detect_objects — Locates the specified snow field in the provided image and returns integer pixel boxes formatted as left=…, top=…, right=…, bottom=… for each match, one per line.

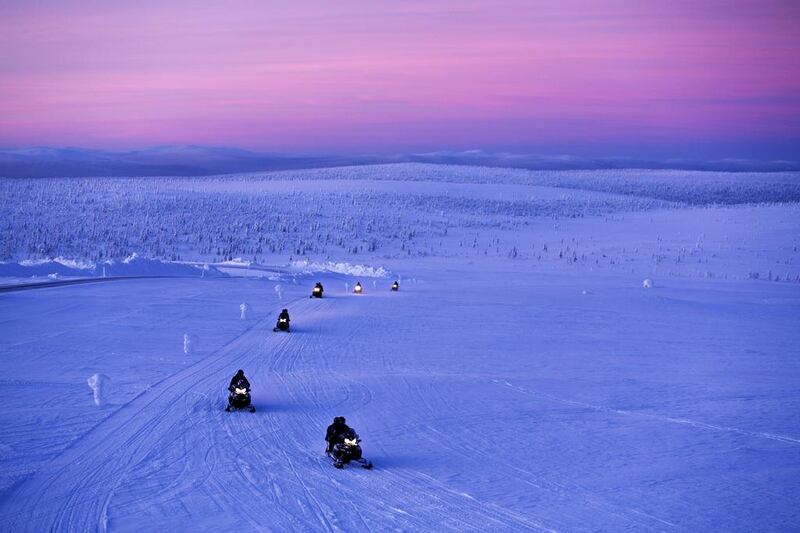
left=0, top=263, right=799, bottom=531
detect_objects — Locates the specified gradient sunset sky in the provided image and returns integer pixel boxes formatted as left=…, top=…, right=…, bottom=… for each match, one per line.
left=1, top=0, right=798, bottom=159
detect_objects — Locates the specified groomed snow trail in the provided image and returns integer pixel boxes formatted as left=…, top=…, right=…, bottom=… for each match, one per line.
left=0, top=286, right=547, bottom=532
left=0, top=291, right=300, bottom=531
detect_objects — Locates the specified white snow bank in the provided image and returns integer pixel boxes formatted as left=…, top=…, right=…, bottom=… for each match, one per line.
left=0, top=254, right=227, bottom=279
left=290, top=260, right=390, bottom=278
left=20, top=257, right=95, bottom=270
left=2, top=258, right=93, bottom=278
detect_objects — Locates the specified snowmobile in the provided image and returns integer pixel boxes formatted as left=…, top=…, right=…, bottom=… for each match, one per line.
left=353, top=282, right=363, bottom=295
left=226, top=385, right=255, bottom=412
left=391, top=281, right=399, bottom=292
left=311, top=283, right=324, bottom=298
left=327, top=429, right=373, bottom=469
left=273, top=316, right=290, bottom=332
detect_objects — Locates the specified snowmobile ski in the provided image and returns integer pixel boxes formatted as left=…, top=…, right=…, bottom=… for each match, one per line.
left=226, top=405, right=256, bottom=413
left=326, top=451, right=372, bottom=470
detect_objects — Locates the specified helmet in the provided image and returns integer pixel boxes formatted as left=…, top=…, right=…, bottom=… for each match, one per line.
left=236, top=369, right=244, bottom=376
left=334, top=416, right=345, bottom=425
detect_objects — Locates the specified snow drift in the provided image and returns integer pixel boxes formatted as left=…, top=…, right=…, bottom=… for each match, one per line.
left=0, top=254, right=227, bottom=280
left=290, top=260, right=390, bottom=278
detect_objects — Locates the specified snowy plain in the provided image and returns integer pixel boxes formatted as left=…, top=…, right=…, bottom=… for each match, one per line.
left=0, top=163, right=799, bottom=531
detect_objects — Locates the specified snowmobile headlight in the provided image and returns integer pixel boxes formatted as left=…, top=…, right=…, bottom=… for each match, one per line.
left=279, top=318, right=287, bottom=323
left=344, top=437, right=358, bottom=446
left=235, top=387, right=247, bottom=395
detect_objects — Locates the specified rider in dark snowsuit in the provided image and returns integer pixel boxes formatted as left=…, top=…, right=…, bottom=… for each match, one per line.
left=325, top=416, right=350, bottom=453
left=226, top=369, right=255, bottom=411
left=228, top=369, right=250, bottom=392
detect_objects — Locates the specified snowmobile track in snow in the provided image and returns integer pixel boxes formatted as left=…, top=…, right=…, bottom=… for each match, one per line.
left=0, top=292, right=309, bottom=531
left=0, top=290, right=547, bottom=532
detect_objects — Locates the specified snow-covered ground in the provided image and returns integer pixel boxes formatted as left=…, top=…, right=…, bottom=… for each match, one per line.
left=1, top=164, right=799, bottom=531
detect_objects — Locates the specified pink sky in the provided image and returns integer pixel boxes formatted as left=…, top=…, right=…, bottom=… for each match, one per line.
left=1, top=0, right=798, bottom=157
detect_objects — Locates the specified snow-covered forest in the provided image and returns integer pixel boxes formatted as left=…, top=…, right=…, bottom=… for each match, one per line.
left=2, top=164, right=799, bottom=283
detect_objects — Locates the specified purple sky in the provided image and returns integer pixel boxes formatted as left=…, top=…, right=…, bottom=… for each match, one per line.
left=1, top=0, right=798, bottom=158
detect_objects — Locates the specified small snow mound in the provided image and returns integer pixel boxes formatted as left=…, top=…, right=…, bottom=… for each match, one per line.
left=20, top=257, right=96, bottom=270
left=220, top=258, right=252, bottom=266
left=87, top=373, right=111, bottom=406
left=291, top=260, right=390, bottom=278
left=122, top=252, right=139, bottom=264
left=643, top=278, right=654, bottom=289
left=183, top=334, right=190, bottom=354
left=183, top=333, right=199, bottom=354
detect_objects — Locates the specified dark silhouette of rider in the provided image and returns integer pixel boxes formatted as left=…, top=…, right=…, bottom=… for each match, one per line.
left=325, top=416, right=350, bottom=453
left=228, top=369, right=250, bottom=392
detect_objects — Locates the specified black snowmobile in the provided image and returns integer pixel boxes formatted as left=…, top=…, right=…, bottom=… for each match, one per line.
left=391, top=281, right=399, bottom=292
left=226, top=371, right=255, bottom=412
left=328, top=428, right=373, bottom=469
left=273, top=308, right=291, bottom=332
left=311, top=282, right=324, bottom=298
left=353, top=282, right=363, bottom=295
